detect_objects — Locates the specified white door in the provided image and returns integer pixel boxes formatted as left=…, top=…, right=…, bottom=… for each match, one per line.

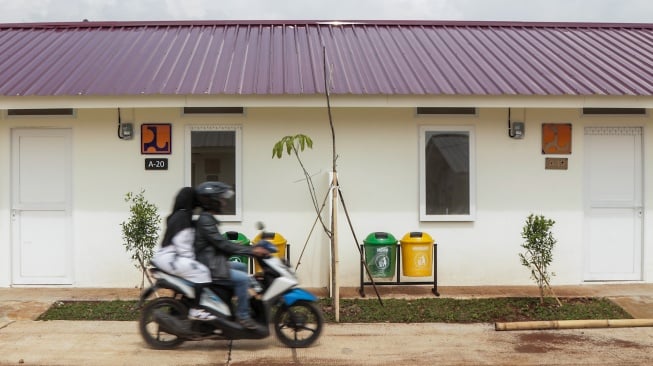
left=584, top=127, right=642, bottom=281
left=11, top=129, right=73, bottom=285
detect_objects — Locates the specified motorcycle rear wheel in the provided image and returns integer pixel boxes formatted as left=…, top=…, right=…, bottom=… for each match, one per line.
left=273, top=300, right=323, bottom=348
left=139, top=297, right=187, bottom=349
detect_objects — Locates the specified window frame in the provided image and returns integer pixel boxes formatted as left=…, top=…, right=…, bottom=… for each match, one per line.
left=419, top=125, right=476, bottom=222
left=416, top=107, right=477, bottom=116
left=6, top=108, right=75, bottom=117
left=185, top=124, right=242, bottom=222
left=582, top=107, right=646, bottom=116
left=183, top=107, right=245, bottom=115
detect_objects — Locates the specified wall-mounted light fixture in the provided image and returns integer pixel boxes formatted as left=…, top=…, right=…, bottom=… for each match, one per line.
left=117, top=108, right=133, bottom=140
left=507, top=108, right=524, bottom=139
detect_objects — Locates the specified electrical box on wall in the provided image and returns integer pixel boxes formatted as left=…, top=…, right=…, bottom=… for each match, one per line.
left=545, top=157, right=568, bottom=170
left=120, top=123, right=133, bottom=139
left=510, top=122, right=525, bottom=139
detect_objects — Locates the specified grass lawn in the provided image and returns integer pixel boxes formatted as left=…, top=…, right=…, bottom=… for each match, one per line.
left=37, top=296, right=631, bottom=323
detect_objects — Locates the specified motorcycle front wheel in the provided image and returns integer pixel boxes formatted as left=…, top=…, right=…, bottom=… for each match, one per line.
left=273, top=300, right=324, bottom=348
left=139, top=297, right=187, bottom=349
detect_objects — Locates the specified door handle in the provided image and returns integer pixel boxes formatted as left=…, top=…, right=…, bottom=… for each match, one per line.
left=11, top=209, right=19, bottom=221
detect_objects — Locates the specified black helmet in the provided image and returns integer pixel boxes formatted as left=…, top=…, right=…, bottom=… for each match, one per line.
left=195, top=181, right=234, bottom=213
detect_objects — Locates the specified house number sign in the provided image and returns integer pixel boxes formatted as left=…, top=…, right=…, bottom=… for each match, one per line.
left=145, top=158, right=168, bottom=170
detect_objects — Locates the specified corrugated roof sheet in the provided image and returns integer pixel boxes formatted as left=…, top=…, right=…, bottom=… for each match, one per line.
left=0, top=20, right=651, bottom=97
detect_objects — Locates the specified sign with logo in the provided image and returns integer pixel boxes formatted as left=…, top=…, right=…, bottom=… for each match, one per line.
left=542, top=123, right=571, bottom=154
left=141, top=123, right=172, bottom=154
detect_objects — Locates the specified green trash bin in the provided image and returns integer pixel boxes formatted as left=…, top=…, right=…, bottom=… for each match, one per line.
left=225, top=231, right=250, bottom=266
left=363, top=232, right=397, bottom=279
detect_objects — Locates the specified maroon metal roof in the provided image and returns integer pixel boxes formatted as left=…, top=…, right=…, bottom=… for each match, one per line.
left=0, top=20, right=651, bottom=97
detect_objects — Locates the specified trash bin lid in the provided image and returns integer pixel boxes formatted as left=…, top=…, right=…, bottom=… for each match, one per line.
left=225, top=231, right=250, bottom=245
left=364, top=232, right=397, bottom=245
left=400, top=231, right=434, bottom=244
left=253, top=231, right=287, bottom=245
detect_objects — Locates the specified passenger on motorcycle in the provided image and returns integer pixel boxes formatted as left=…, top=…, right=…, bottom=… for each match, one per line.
left=151, top=187, right=216, bottom=321
left=193, top=181, right=270, bottom=330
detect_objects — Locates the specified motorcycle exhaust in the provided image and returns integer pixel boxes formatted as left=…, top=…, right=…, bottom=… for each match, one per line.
left=207, top=316, right=269, bottom=339
left=152, top=309, right=196, bottom=338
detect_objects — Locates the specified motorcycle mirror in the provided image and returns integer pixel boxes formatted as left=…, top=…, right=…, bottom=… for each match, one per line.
left=255, top=221, right=265, bottom=231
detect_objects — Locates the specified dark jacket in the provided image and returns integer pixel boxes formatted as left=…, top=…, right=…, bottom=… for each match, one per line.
left=194, top=211, right=255, bottom=280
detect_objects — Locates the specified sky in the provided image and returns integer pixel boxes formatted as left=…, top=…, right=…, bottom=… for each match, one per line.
left=0, top=0, right=652, bottom=24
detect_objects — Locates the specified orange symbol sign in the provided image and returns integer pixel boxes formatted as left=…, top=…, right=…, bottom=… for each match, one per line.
left=542, top=123, right=571, bottom=154
left=141, top=124, right=172, bottom=154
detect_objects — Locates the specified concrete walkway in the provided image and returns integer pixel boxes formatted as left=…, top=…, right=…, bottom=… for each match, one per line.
left=0, top=284, right=652, bottom=365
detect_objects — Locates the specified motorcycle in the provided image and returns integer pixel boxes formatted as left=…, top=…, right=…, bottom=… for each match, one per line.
left=138, top=233, right=324, bottom=349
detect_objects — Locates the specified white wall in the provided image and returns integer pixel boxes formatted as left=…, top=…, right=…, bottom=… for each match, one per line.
left=0, top=105, right=651, bottom=288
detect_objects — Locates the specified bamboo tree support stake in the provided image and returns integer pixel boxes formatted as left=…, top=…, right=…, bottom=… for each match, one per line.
left=542, top=273, right=562, bottom=307
left=531, top=259, right=562, bottom=307
left=331, top=175, right=340, bottom=322
left=338, top=188, right=384, bottom=306
left=293, top=188, right=332, bottom=271
left=138, top=257, right=155, bottom=289
left=145, top=268, right=160, bottom=298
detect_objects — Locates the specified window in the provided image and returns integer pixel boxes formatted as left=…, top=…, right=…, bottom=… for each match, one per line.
left=419, top=126, right=475, bottom=221
left=186, top=125, right=242, bottom=220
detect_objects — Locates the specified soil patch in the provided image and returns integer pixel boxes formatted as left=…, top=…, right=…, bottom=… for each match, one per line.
left=515, top=332, right=647, bottom=354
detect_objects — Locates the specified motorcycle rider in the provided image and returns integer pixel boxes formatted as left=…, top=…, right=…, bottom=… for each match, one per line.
left=151, top=187, right=216, bottom=321
left=193, top=181, right=270, bottom=330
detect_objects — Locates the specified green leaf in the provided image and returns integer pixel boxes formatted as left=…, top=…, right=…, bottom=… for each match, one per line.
left=272, top=141, right=284, bottom=158
left=271, top=134, right=314, bottom=159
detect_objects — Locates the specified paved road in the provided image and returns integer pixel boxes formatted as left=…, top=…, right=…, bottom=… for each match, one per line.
left=1, top=320, right=652, bottom=365
left=1, top=285, right=653, bottom=365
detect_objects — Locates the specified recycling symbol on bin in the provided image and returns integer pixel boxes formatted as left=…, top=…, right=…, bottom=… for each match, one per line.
left=373, top=253, right=390, bottom=270
left=414, top=254, right=426, bottom=268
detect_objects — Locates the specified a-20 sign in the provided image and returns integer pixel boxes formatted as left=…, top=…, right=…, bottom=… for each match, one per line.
left=145, top=158, right=168, bottom=170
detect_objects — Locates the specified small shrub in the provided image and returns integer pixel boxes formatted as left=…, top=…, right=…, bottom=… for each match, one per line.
left=120, top=190, right=160, bottom=289
left=519, top=214, right=560, bottom=305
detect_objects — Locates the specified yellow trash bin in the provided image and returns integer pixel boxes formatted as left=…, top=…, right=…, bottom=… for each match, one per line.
left=400, top=232, right=434, bottom=277
left=252, top=231, right=287, bottom=273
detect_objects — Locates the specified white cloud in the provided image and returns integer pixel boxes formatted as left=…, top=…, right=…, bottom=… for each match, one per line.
left=0, top=0, right=651, bottom=23
left=447, top=0, right=653, bottom=22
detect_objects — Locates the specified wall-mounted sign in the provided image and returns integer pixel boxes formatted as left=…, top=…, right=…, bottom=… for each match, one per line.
left=542, top=123, right=572, bottom=154
left=141, top=123, right=172, bottom=154
left=545, top=157, right=568, bottom=170
left=145, top=158, right=168, bottom=170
